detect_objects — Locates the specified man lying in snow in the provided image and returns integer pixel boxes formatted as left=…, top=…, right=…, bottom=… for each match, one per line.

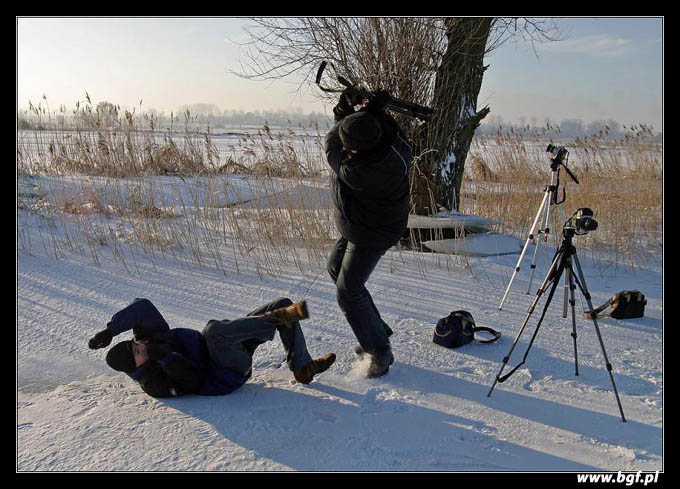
left=87, top=297, right=336, bottom=398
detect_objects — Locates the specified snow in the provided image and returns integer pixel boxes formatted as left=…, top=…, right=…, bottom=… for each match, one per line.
left=408, top=212, right=499, bottom=230
left=422, top=233, right=522, bottom=257
left=17, top=174, right=663, bottom=472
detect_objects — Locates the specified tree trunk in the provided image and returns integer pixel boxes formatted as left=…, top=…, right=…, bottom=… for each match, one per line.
left=410, top=18, right=492, bottom=214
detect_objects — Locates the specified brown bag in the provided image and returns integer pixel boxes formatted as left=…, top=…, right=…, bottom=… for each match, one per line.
left=584, top=290, right=647, bottom=320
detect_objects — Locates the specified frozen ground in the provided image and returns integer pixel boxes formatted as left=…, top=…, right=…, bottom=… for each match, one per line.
left=17, top=176, right=663, bottom=472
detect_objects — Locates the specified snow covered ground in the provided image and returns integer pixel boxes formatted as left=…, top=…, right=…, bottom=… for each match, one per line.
left=17, top=175, right=663, bottom=473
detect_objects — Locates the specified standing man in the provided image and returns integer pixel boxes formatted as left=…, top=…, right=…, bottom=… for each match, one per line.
left=88, top=297, right=336, bottom=398
left=325, top=89, right=413, bottom=378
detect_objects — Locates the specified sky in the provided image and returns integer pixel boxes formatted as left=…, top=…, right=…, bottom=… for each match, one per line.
left=16, top=17, right=663, bottom=130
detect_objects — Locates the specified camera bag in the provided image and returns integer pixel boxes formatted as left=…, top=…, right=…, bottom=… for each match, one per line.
left=433, top=310, right=501, bottom=349
left=584, top=290, right=647, bottom=320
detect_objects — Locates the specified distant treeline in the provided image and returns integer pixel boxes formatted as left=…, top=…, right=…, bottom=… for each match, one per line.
left=173, top=104, right=335, bottom=131
left=477, top=115, right=662, bottom=142
left=17, top=101, right=335, bottom=133
left=17, top=101, right=661, bottom=142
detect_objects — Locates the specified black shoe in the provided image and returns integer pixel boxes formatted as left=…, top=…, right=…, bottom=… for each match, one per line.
left=354, top=325, right=393, bottom=356
left=366, top=349, right=394, bottom=379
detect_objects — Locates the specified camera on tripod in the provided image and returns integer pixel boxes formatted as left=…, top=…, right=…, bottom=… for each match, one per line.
left=546, top=144, right=569, bottom=165
left=566, top=208, right=598, bottom=235
left=490, top=199, right=627, bottom=422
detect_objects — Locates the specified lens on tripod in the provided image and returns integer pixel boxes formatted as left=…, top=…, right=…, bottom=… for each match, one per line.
left=580, top=217, right=598, bottom=232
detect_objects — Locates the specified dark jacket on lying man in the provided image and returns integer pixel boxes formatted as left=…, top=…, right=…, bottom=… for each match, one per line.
left=104, top=298, right=247, bottom=398
left=89, top=297, right=336, bottom=398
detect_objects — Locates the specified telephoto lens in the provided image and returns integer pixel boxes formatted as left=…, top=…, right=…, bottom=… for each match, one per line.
left=579, top=217, right=598, bottom=232
left=574, top=208, right=598, bottom=234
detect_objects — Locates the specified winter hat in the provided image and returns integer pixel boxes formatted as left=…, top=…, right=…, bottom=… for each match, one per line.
left=339, top=112, right=382, bottom=153
left=106, top=340, right=137, bottom=373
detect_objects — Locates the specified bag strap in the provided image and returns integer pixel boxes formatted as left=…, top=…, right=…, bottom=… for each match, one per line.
left=583, top=291, right=647, bottom=319
left=473, top=326, right=501, bottom=343
left=583, top=297, right=614, bottom=320
left=434, top=325, right=454, bottom=337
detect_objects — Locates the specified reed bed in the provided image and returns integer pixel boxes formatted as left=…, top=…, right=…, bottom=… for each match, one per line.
left=17, top=98, right=459, bottom=279
left=17, top=100, right=335, bottom=277
left=18, top=98, right=662, bottom=278
left=465, top=125, right=663, bottom=269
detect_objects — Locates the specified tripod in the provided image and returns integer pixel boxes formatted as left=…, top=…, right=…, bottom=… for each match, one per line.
left=487, top=225, right=627, bottom=422
left=498, top=151, right=579, bottom=311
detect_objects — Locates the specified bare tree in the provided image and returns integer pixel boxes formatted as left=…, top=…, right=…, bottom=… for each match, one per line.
left=234, top=17, right=560, bottom=214
left=96, top=101, right=120, bottom=129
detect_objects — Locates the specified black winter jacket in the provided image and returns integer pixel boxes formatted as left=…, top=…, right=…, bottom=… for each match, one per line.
left=107, top=298, right=247, bottom=398
left=325, top=109, right=413, bottom=249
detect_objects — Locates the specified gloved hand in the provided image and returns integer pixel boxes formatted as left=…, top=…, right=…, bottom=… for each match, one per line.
left=344, top=87, right=367, bottom=108
left=365, top=89, right=392, bottom=115
left=146, top=341, right=171, bottom=361
left=333, top=88, right=359, bottom=120
left=88, top=328, right=113, bottom=350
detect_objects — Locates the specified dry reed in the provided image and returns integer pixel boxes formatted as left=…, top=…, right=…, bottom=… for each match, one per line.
left=465, top=125, right=662, bottom=269
left=18, top=98, right=662, bottom=277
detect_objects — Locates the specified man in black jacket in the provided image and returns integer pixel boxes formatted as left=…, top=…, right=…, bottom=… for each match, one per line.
left=88, top=297, right=336, bottom=398
left=325, top=90, right=413, bottom=378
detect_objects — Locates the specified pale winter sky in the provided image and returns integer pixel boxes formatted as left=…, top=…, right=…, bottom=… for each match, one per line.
left=17, top=17, right=663, bottom=130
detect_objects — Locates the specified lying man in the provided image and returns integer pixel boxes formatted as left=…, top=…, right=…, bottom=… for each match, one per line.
left=88, top=297, right=336, bottom=398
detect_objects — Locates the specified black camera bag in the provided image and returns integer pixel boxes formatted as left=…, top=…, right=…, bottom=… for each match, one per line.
left=433, top=310, right=501, bottom=349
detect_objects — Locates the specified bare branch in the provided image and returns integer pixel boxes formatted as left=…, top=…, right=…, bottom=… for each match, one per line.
left=229, top=17, right=563, bottom=212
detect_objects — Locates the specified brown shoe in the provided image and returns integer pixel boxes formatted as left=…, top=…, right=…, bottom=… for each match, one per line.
left=293, top=353, right=336, bottom=384
left=260, top=301, right=309, bottom=326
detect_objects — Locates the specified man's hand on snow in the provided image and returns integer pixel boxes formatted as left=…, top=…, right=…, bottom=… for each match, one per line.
left=88, top=328, right=113, bottom=349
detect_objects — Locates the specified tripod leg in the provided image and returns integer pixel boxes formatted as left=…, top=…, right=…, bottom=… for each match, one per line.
left=563, top=271, right=569, bottom=318
left=499, top=190, right=551, bottom=310
left=571, top=252, right=627, bottom=422
left=527, top=196, right=553, bottom=294
left=489, top=246, right=565, bottom=397
left=558, top=206, right=570, bottom=318
left=566, top=263, right=579, bottom=376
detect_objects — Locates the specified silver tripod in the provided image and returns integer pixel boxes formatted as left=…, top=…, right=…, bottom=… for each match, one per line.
left=488, top=216, right=627, bottom=422
left=499, top=145, right=579, bottom=311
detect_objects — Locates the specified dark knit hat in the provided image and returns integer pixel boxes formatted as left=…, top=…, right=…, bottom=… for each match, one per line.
left=106, top=340, right=137, bottom=373
left=339, top=112, right=382, bottom=153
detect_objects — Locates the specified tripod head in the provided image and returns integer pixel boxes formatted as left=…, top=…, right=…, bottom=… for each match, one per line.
left=545, top=144, right=580, bottom=206
left=547, top=144, right=580, bottom=184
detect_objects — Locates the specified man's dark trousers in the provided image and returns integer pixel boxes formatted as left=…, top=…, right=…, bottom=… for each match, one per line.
left=327, top=237, right=392, bottom=355
left=202, top=298, right=313, bottom=378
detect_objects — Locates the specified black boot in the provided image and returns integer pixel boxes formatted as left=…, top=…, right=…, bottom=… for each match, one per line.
left=366, top=348, right=394, bottom=378
left=354, top=324, right=393, bottom=356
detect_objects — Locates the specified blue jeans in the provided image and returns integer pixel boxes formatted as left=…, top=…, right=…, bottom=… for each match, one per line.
left=202, top=298, right=313, bottom=377
left=327, top=237, right=392, bottom=355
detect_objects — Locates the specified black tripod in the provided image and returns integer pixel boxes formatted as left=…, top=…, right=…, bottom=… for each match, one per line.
left=487, top=224, right=627, bottom=422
